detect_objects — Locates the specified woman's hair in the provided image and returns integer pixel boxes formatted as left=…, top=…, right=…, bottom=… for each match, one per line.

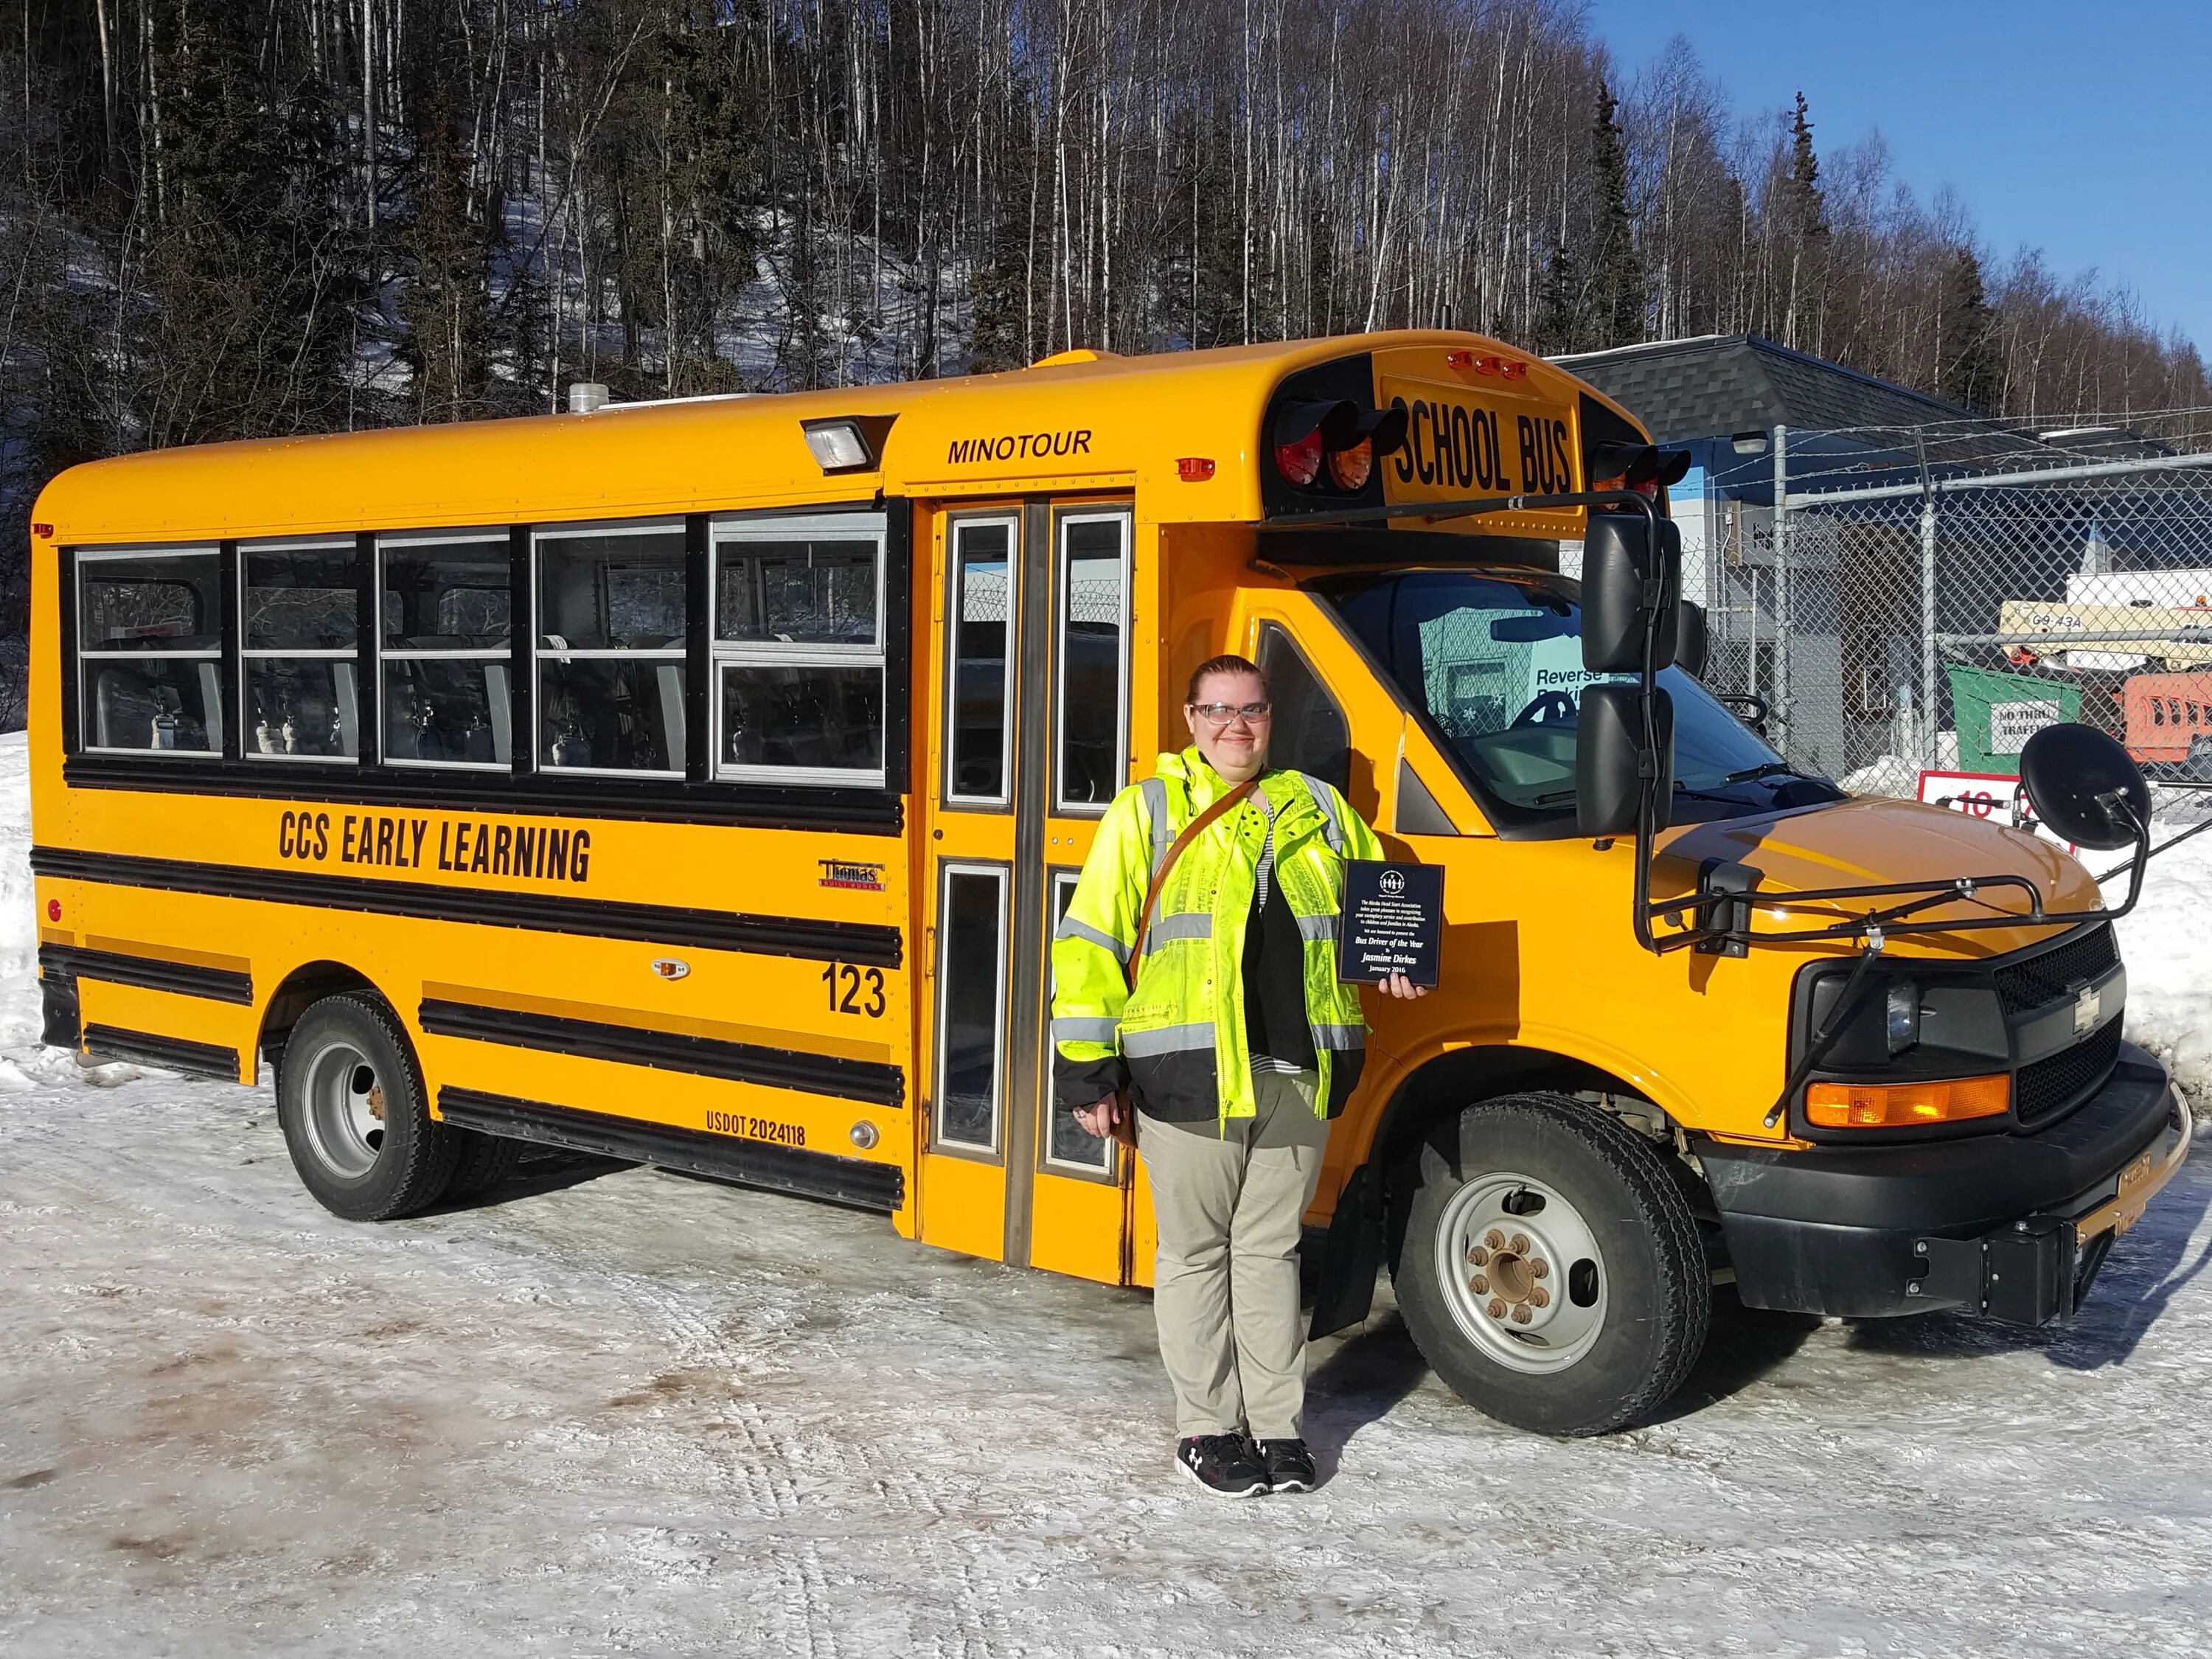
left=1185, top=653, right=1269, bottom=706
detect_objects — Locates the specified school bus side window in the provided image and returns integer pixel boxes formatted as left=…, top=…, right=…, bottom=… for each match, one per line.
left=1255, top=622, right=1350, bottom=794
left=242, top=538, right=362, bottom=762
left=77, top=547, right=224, bottom=755
left=712, top=511, right=887, bottom=786
left=380, top=530, right=513, bottom=770
left=534, top=521, right=688, bottom=776
left=1054, top=512, right=1130, bottom=813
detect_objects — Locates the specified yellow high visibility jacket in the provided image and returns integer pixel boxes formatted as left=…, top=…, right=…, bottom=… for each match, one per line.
left=1051, top=747, right=1385, bottom=1129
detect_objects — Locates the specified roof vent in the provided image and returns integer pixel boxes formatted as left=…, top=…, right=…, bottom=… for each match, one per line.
left=567, top=381, right=611, bottom=415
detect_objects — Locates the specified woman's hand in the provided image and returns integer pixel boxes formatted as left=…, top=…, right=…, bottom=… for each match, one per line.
left=1381, top=969, right=1430, bottom=1000
left=1073, top=1096, right=1127, bottom=1138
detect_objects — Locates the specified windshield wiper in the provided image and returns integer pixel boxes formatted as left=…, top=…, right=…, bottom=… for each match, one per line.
left=1719, top=762, right=1804, bottom=785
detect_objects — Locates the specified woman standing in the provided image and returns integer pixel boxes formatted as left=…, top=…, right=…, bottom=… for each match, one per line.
left=1051, top=654, right=1425, bottom=1497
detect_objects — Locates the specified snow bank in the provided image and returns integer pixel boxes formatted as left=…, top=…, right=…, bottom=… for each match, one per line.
left=0, top=734, right=147, bottom=1091
left=0, top=731, right=31, bottom=984
left=2112, top=810, right=2212, bottom=1109
left=1839, top=751, right=1920, bottom=799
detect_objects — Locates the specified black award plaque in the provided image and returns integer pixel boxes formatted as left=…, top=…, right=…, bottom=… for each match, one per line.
left=1337, top=860, right=1443, bottom=987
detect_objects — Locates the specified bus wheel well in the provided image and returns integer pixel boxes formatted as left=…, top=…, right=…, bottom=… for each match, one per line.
left=258, top=961, right=385, bottom=1077
left=1368, top=1047, right=1674, bottom=1269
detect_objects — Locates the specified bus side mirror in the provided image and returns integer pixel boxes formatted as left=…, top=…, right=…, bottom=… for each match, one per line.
left=2018, top=723, right=2151, bottom=851
left=1582, top=513, right=1682, bottom=675
left=1577, top=684, right=1674, bottom=838
left=1677, top=600, right=1710, bottom=681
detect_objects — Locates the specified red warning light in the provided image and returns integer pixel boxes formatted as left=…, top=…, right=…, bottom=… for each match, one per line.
left=1444, top=349, right=1474, bottom=371
left=46, top=899, right=60, bottom=922
left=1177, top=456, right=1217, bottom=482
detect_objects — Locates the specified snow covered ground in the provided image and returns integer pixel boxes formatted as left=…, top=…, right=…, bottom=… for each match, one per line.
left=4, top=731, right=2212, bottom=1658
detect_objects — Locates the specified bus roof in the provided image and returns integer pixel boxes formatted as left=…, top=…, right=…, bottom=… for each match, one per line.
left=32, top=330, right=1649, bottom=546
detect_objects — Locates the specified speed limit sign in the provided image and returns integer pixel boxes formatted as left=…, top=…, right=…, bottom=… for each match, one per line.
left=1914, top=768, right=2077, bottom=855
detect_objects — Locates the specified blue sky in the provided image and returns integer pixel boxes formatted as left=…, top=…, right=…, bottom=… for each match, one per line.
left=1580, top=0, right=2209, bottom=356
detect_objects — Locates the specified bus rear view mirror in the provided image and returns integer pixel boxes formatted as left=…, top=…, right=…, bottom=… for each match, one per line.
left=2018, top=723, right=2151, bottom=851
left=1677, top=599, right=1710, bottom=680
left=1577, top=684, right=1674, bottom=838
left=1581, top=514, right=1682, bottom=675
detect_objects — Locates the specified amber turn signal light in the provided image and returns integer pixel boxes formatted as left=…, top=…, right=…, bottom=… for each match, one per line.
left=1804, top=1074, right=2010, bottom=1129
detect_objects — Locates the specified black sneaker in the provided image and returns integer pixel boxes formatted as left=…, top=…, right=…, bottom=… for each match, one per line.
left=1257, top=1438, right=1316, bottom=1493
left=1175, top=1434, right=1268, bottom=1498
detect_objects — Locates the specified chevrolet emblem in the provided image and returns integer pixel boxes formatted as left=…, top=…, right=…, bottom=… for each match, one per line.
left=2072, top=981, right=2100, bottom=1037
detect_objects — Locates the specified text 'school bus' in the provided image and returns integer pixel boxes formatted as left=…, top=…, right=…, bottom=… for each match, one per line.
left=28, top=332, right=2191, bottom=1435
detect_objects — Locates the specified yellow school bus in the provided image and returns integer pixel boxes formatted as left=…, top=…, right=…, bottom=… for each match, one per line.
left=27, top=330, right=2191, bottom=1435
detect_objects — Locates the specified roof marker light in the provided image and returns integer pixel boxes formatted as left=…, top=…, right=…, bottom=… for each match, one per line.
left=1500, top=359, right=1528, bottom=380
left=801, top=414, right=897, bottom=475
left=1445, top=349, right=1475, bottom=370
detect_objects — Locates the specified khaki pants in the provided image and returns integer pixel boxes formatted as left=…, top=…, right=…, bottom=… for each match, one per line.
left=1138, top=1070, right=1329, bottom=1440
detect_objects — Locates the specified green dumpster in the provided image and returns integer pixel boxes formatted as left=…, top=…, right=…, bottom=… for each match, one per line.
left=1946, top=663, right=2081, bottom=775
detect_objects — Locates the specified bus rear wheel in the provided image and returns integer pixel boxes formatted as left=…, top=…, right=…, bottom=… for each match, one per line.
left=277, top=993, right=456, bottom=1222
left=1394, top=1093, right=1709, bottom=1436
left=443, top=1130, right=524, bottom=1200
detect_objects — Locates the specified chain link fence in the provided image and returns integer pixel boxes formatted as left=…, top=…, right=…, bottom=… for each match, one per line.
left=1685, top=434, right=2212, bottom=810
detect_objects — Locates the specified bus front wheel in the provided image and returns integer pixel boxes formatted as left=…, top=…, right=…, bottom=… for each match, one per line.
left=276, top=994, right=457, bottom=1222
left=1394, top=1093, right=1710, bottom=1436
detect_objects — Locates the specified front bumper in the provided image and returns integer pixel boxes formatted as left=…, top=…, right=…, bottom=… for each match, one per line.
left=1700, top=1043, right=2192, bottom=1322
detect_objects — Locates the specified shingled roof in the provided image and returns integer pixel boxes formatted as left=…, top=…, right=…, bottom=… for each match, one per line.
left=1551, top=334, right=2068, bottom=484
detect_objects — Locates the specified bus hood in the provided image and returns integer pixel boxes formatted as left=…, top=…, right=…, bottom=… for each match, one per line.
left=1654, top=795, right=2105, bottom=960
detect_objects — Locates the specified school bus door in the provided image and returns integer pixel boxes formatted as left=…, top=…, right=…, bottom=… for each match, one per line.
left=919, top=501, right=1135, bottom=1284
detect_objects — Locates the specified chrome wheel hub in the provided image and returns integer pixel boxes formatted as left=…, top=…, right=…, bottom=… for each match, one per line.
left=1435, top=1172, right=1607, bottom=1374
left=303, top=1040, right=386, bottom=1180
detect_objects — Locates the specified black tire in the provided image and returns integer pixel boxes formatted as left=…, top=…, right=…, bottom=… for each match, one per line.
left=442, top=1130, right=524, bottom=1200
left=276, top=993, right=457, bottom=1222
left=1394, top=1092, right=1709, bottom=1436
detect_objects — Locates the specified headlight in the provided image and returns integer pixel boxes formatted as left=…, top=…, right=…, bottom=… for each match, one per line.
left=1885, top=981, right=1921, bottom=1055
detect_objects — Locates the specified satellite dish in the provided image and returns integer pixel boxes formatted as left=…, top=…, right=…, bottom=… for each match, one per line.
left=2018, top=723, right=2151, bottom=852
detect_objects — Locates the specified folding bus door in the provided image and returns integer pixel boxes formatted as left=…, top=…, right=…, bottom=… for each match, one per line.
left=917, top=501, right=1135, bottom=1285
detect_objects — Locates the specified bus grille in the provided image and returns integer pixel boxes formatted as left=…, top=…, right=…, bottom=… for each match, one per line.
left=1993, top=924, right=2118, bottom=1015
left=2015, top=1019, right=2124, bottom=1127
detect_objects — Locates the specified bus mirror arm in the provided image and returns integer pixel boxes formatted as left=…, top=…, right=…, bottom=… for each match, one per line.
left=1641, top=796, right=2202, bottom=954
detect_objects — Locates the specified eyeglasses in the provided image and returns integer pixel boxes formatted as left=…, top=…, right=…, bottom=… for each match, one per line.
left=1189, top=701, right=1273, bottom=725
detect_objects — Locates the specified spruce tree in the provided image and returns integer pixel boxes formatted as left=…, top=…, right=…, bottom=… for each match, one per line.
left=1534, top=239, right=1585, bottom=356
left=136, top=4, right=359, bottom=445
left=1938, top=246, right=2003, bottom=413
left=1776, top=90, right=1829, bottom=349
left=1590, top=77, right=1644, bottom=349
left=1782, top=91, right=1828, bottom=243
left=395, top=63, right=493, bottom=422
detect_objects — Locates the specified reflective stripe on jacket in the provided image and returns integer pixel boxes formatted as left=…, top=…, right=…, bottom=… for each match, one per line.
left=1050, top=746, right=1385, bottom=1128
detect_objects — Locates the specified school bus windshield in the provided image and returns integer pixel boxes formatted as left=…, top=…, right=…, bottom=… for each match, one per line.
left=1320, top=569, right=1840, bottom=833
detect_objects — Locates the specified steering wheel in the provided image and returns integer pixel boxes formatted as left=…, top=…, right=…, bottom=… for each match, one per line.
left=1509, top=691, right=1579, bottom=727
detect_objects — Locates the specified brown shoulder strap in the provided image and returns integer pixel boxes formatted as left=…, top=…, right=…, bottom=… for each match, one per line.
left=1124, top=779, right=1259, bottom=990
